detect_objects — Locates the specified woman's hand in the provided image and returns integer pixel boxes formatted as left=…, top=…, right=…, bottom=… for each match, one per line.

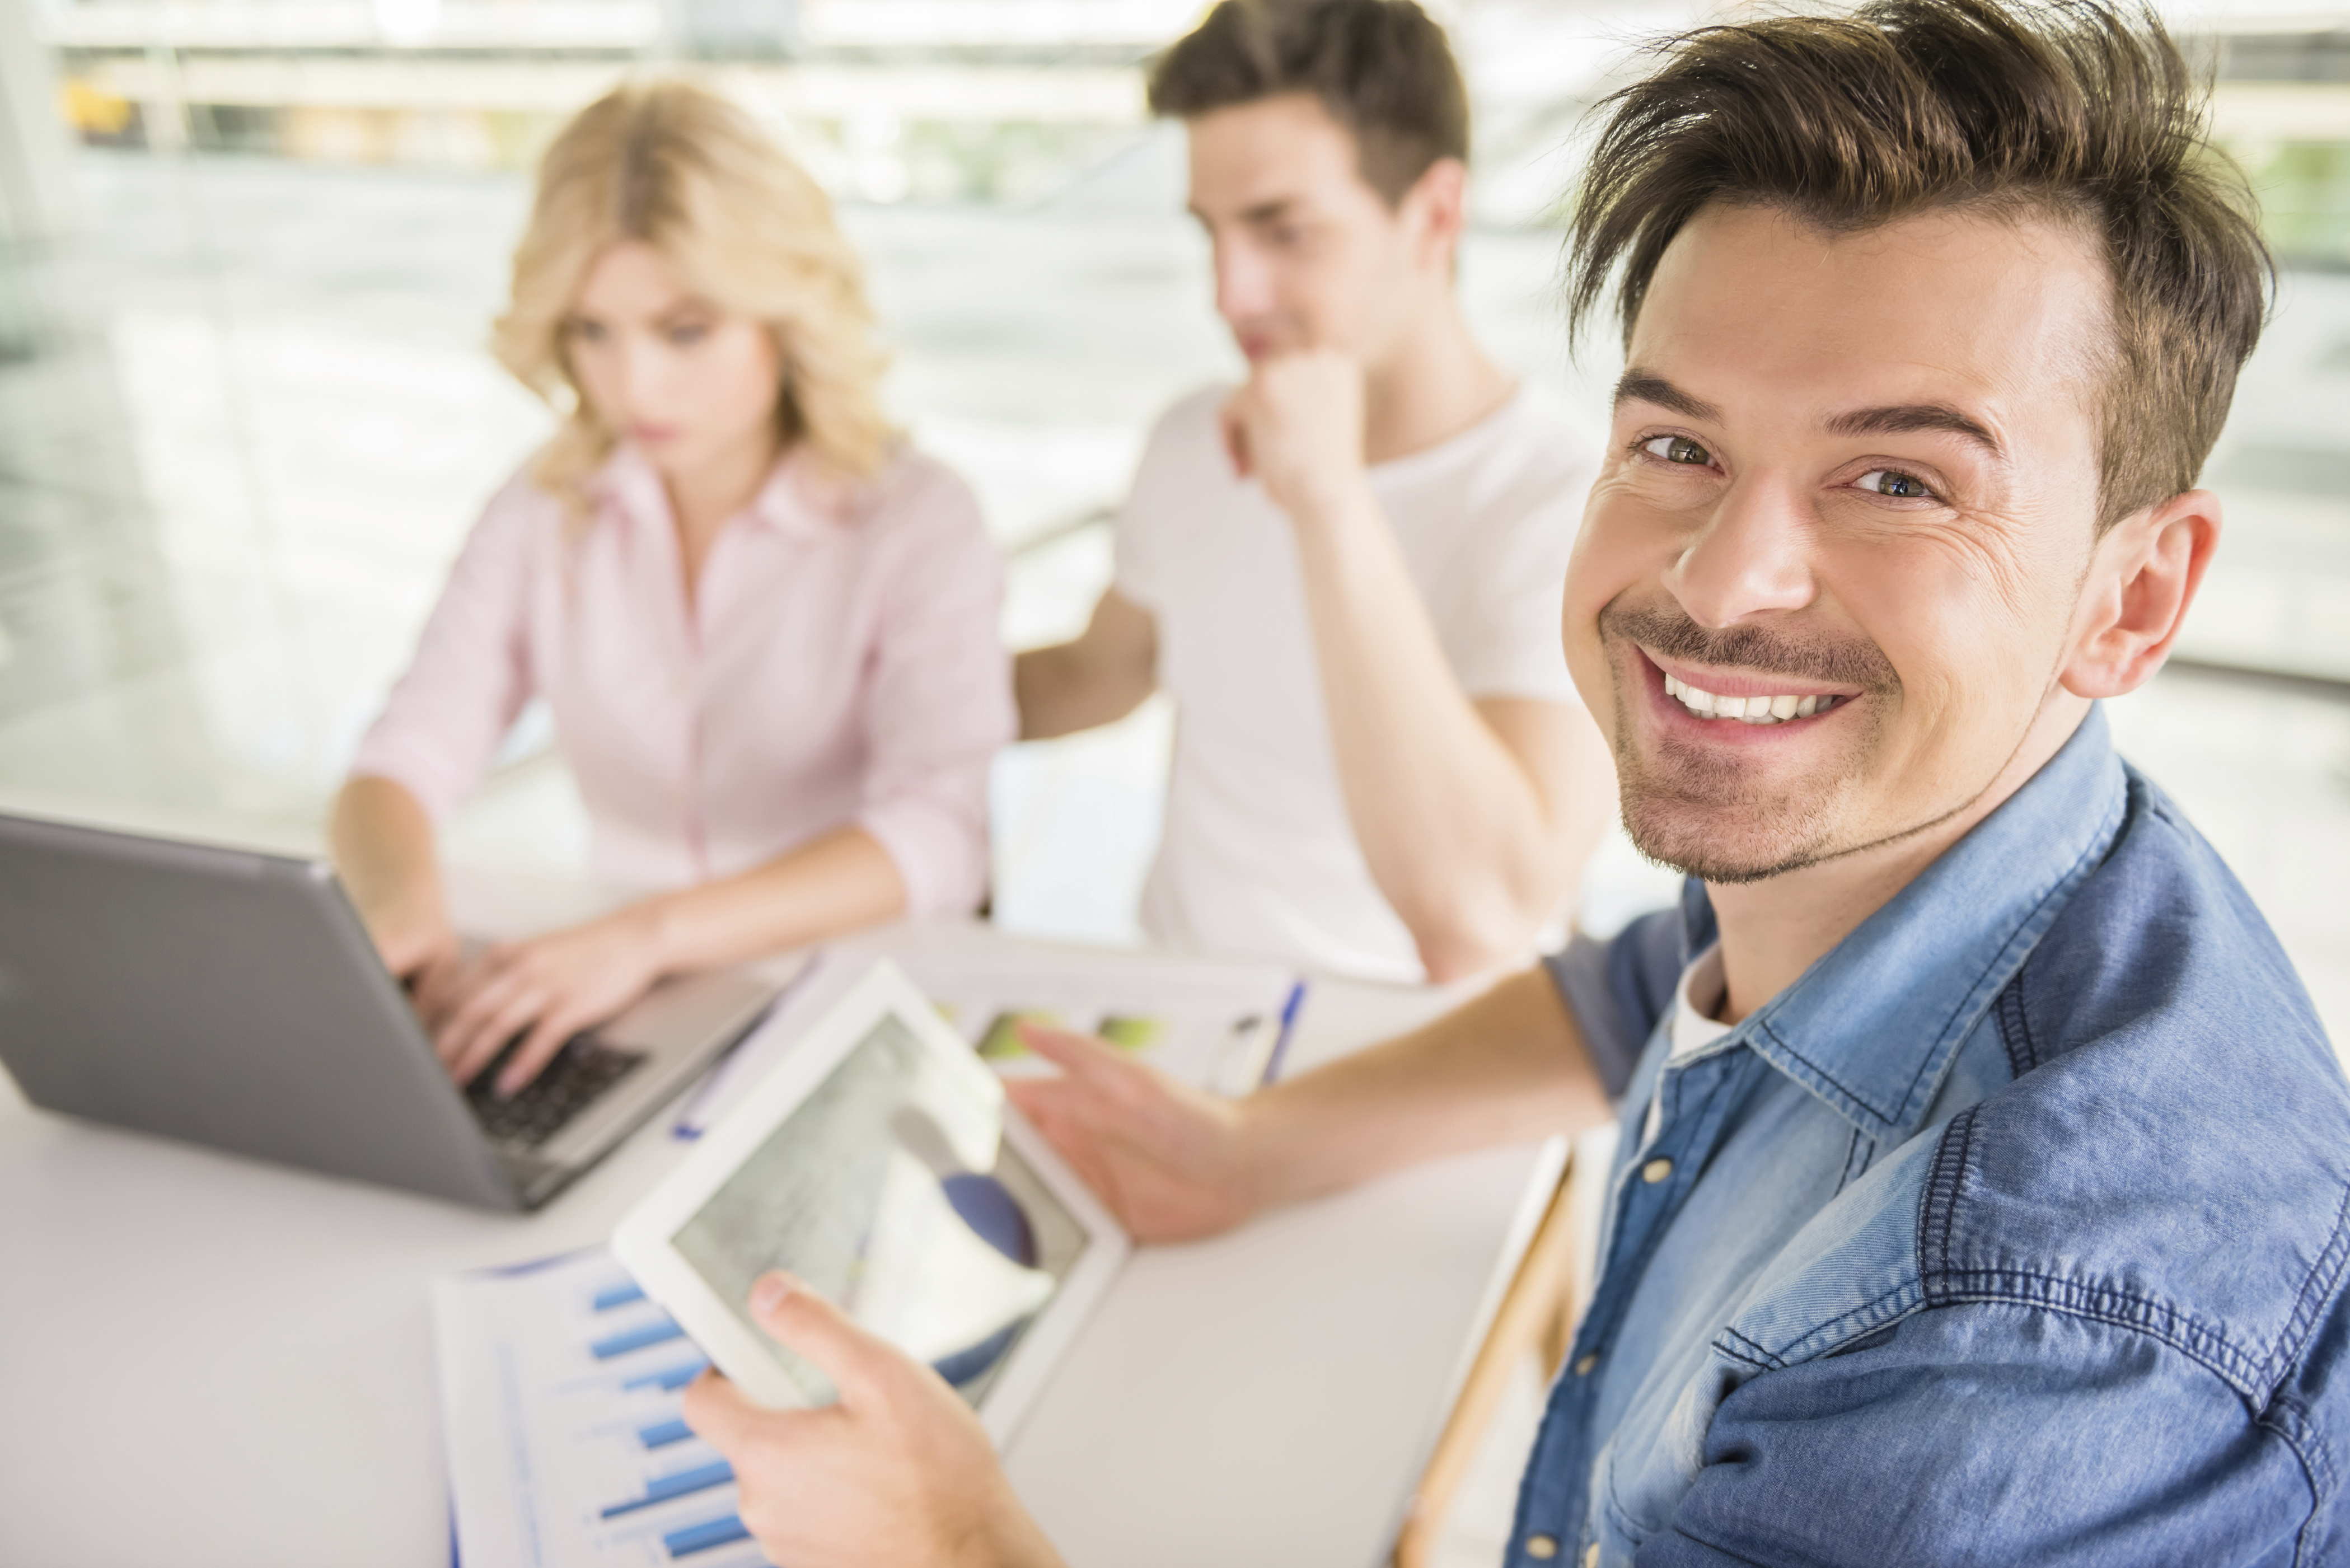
left=433, top=907, right=668, bottom=1094
left=352, top=883, right=464, bottom=1010
left=332, top=776, right=463, bottom=1003
left=683, top=1274, right=1065, bottom=1568
left=1004, top=1024, right=1267, bottom=1243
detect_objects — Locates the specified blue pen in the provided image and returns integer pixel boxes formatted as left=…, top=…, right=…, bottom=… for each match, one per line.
left=1258, top=980, right=1308, bottom=1086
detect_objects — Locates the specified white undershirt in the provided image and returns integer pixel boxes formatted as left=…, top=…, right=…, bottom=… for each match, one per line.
left=1644, top=944, right=1734, bottom=1145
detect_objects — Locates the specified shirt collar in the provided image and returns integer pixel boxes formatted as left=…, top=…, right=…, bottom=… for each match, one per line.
left=1679, top=703, right=2129, bottom=1143
left=588, top=442, right=857, bottom=544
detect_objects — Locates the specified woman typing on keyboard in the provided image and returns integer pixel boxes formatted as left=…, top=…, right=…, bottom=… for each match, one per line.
left=331, top=82, right=1011, bottom=1096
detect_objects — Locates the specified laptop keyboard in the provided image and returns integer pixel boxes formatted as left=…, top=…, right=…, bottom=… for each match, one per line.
left=465, top=1036, right=648, bottom=1150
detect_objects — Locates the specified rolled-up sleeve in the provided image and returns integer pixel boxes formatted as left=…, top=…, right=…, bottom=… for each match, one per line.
left=853, top=466, right=1015, bottom=919
left=346, top=479, right=539, bottom=822
left=1543, top=907, right=1688, bottom=1102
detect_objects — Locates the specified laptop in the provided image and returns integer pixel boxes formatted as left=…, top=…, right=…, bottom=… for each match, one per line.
left=0, top=810, right=779, bottom=1210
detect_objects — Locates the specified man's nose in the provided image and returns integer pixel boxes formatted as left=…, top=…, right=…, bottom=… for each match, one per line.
left=1664, top=474, right=1818, bottom=629
left=1213, top=240, right=1274, bottom=326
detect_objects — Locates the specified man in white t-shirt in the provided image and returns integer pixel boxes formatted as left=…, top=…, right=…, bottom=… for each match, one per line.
left=1015, top=0, right=1614, bottom=984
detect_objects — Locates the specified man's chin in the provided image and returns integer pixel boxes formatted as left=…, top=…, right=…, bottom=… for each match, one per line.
left=1611, top=700, right=1884, bottom=884
left=1619, top=786, right=1856, bottom=886
left=1635, top=822, right=1833, bottom=883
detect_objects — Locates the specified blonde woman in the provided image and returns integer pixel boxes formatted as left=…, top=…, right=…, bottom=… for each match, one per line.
left=333, top=82, right=1012, bottom=1095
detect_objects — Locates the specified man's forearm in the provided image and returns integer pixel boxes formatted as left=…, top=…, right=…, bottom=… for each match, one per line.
left=1288, top=482, right=1581, bottom=979
left=1013, top=592, right=1157, bottom=741
left=1239, top=965, right=1613, bottom=1209
left=1014, top=644, right=1118, bottom=740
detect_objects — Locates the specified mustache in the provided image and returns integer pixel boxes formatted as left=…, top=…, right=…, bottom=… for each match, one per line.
left=1600, top=599, right=1899, bottom=692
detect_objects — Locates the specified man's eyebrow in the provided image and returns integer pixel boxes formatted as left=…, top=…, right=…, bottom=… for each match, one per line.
left=1614, top=371, right=1723, bottom=424
left=1825, top=404, right=2005, bottom=459
left=1185, top=198, right=1296, bottom=227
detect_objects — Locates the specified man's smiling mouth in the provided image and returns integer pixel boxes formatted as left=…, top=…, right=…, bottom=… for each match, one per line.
left=1663, top=671, right=1850, bottom=726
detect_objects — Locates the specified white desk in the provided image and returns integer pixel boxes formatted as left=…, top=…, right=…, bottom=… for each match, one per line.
left=0, top=916, right=1558, bottom=1568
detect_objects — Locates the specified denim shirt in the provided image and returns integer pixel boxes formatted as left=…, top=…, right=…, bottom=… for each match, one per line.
left=1522, top=706, right=2350, bottom=1567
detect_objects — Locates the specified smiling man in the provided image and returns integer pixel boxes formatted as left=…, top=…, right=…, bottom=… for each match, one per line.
left=682, top=1, right=2350, bottom=1562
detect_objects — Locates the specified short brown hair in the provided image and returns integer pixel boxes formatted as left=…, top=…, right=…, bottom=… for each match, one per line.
left=1146, top=0, right=1469, bottom=204
left=1566, top=0, right=2272, bottom=531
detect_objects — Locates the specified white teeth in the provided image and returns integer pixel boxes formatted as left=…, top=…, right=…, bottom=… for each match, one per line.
left=1665, top=673, right=1715, bottom=714
left=1663, top=675, right=1841, bottom=726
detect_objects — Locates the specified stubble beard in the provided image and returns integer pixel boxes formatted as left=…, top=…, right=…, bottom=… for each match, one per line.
left=1613, top=704, right=1884, bottom=884
left=1599, top=598, right=1900, bottom=885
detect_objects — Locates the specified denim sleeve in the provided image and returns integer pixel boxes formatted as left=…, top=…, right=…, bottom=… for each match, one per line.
left=1634, top=1303, right=2321, bottom=1567
left=1543, top=909, right=1684, bottom=1102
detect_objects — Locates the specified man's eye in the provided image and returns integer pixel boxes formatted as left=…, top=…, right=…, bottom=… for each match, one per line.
left=1856, top=469, right=1935, bottom=500
left=1641, top=435, right=1713, bottom=466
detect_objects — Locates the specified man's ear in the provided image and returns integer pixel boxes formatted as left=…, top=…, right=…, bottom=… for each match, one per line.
left=2059, top=488, right=2222, bottom=700
left=1401, top=156, right=1468, bottom=269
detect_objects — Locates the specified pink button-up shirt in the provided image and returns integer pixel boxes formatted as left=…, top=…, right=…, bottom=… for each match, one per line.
left=350, top=442, right=1012, bottom=916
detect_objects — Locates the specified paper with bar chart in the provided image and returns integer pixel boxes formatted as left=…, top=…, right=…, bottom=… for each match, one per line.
left=675, top=937, right=1305, bottom=1139
left=433, top=1247, right=770, bottom=1568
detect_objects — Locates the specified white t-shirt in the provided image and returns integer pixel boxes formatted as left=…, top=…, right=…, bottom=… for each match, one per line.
left=1645, top=943, right=1734, bottom=1145
left=1113, top=381, right=1598, bottom=983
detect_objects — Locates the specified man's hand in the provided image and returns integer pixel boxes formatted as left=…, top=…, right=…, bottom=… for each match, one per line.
left=1005, top=1024, right=1266, bottom=1243
left=682, top=1273, right=1065, bottom=1568
left=432, top=907, right=667, bottom=1094
left=1219, top=348, right=1371, bottom=523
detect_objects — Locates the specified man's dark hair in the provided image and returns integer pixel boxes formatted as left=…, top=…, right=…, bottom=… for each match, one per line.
left=1146, top=0, right=1469, bottom=205
left=1567, top=0, right=2272, bottom=531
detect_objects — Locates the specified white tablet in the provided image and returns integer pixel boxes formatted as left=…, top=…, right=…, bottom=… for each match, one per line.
left=612, top=958, right=1129, bottom=1445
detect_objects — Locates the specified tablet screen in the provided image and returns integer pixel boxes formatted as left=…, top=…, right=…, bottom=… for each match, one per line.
left=671, top=1009, right=1090, bottom=1407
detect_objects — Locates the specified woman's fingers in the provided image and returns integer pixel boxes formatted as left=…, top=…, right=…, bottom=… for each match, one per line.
left=439, top=967, right=548, bottom=1087
left=433, top=928, right=659, bottom=1092
left=409, top=946, right=467, bottom=1026
left=498, top=1005, right=587, bottom=1096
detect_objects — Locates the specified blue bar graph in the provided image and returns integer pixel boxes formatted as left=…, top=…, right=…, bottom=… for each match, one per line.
left=601, top=1459, right=735, bottom=1518
left=663, top=1514, right=753, bottom=1557
left=592, top=1319, right=686, bottom=1360
left=638, top=1417, right=694, bottom=1449
left=622, top=1358, right=709, bottom=1392
left=593, top=1281, right=647, bottom=1311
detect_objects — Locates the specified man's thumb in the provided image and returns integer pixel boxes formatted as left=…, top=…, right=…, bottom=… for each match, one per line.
left=747, top=1272, right=881, bottom=1407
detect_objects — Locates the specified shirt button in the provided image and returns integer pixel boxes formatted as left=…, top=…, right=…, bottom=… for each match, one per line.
left=1641, top=1157, right=1674, bottom=1184
left=1574, top=1352, right=1599, bottom=1376
left=1523, top=1535, right=1558, bottom=1560
left=1583, top=1546, right=1601, bottom=1568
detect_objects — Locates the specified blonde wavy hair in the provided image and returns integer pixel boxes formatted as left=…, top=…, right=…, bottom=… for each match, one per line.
left=494, top=81, right=893, bottom=505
